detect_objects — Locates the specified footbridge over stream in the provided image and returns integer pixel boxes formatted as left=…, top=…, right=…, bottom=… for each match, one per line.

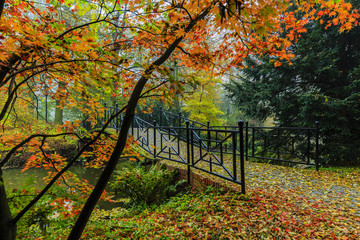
left=99, top=106, right=320, bottom=194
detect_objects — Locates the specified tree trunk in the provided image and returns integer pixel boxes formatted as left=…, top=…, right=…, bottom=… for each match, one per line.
left=54, top=100, right=63, bottom=125
left=54, top=81, right=65, bottom=125
left=0, top=0, right=5, bottom=20
left=0, top=170, right=16, bottom=240
left=67, top=6, right=213, bottom=239
left=0, top=55, right=21, bottom=85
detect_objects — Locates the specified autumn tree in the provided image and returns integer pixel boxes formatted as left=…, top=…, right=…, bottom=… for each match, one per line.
left=0, top=0, right=359, bottom=239
left=182, top=71, right=225, bottom=125
left=0, top=0, right=129, bottom=238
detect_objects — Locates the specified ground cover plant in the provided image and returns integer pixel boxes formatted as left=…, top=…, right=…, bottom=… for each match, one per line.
left=110, top=164, right=179, bottom=204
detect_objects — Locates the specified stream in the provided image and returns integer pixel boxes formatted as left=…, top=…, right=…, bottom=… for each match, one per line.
left=3, top=162, right=132, bottom=210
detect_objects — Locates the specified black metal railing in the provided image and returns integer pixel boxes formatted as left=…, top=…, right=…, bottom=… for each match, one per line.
left=95, top=105, right=321, bottom=194
left=128, top=117, right=246, bottom=194
left=210, top=123, right=320, bottom=169
left=134, top=109, right=320, bottom=169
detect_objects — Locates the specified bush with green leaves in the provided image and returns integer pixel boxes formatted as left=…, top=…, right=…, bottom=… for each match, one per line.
left=110, top=164, right=179, bottom=205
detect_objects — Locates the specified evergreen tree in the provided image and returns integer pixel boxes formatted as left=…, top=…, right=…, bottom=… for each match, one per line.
left=225, top=5, right=360, bottom=165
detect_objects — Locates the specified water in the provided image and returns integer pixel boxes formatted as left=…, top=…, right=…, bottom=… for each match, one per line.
left=3, top=162, right=133, bottom=209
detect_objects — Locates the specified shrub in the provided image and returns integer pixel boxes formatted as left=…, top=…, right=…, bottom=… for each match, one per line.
left=110, top=164, right=177, bottom=205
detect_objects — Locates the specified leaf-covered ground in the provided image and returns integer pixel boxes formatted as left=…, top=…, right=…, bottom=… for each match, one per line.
left=83, top=162, right=360, bottom=239
left=245, top=162, right=360, bottom=215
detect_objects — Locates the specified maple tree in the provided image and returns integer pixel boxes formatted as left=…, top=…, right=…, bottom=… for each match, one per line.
left=0, top=0, right=359, bottom=239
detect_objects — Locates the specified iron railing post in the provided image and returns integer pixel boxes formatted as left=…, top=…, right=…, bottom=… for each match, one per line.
left=307, top=129, right=311, bottom=165
left=238, top=121, right=245, bottom=194
left=45, top=91, right=48, bottom=121
left=315, top=121, right=319, bottom=171
left=153, top=120, right=157, bottom=158
left=252, top=128, right=255, bottom=158
left=177, top=112, right=182, bottom=154
left=168, top=127, right=171, bottom=158
left=232, top=132, right=237, bottom=182
left=245, top=121, right=248, bottom=161
left=191, top=128, right=194, bottom=166
left=277, top=128, right=280, bottom=160
left=199, top=131, right=203, bottom=159
left=186, top=121, right=191, bottom=184
left=207, top=121, right=211, bottom=151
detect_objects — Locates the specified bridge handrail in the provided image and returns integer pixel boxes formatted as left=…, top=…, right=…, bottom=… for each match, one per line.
left=94, top=105, right=321, bottom=194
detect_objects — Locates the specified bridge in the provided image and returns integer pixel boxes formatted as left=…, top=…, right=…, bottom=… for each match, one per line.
left=100, top=105, right=320, bottom=194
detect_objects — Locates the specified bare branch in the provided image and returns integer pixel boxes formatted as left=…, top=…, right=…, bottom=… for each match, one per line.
left=140, top=80, right=168, bottom=98
left=176, top=45, right=191, bottom=55
left=55, top=18, right=111, bottom=41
